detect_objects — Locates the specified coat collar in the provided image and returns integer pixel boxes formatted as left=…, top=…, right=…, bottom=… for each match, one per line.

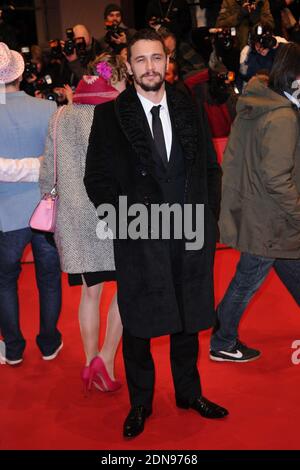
left=114, top=83, right=198, bottom=168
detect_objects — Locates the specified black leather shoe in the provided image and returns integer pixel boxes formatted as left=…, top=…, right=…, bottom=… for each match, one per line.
left=123, top=406, right=152, bottom=439
left=176, top=396, right=228, bottom=419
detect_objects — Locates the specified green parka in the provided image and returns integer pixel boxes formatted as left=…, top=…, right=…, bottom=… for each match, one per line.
left=220, top=78, right=300, bottom=258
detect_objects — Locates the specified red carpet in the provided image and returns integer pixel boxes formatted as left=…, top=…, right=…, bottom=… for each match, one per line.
left=1, top=248, right=300, bottom=450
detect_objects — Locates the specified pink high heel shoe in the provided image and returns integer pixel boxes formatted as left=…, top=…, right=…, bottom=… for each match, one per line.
left=81, top=364, right=105, bottom=394
left=89, top=356, right=121, bottom=392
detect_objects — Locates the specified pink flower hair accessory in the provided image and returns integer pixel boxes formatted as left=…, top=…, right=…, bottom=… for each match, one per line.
left=96, top=61, right=113, bottom=81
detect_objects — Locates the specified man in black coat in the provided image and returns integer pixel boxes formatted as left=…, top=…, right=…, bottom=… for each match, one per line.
left=84, top=29, right=228, bottom=439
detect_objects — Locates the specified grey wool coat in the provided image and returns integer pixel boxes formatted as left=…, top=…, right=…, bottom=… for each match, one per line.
left=39, top=104, right=115, bottom=274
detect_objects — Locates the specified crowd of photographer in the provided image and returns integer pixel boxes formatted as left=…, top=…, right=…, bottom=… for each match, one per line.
left=11, top=4, right=134, bottom=105
left=0, top=1, right=298, bottom=111
left=1, top=0, right=300, bottom=178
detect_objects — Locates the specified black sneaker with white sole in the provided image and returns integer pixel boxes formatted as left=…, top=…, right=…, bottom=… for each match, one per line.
left=210, top=340, right=261, bottom=363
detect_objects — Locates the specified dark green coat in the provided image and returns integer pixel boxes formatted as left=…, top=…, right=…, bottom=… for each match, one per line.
left=220, top=78, right=300, bottom=259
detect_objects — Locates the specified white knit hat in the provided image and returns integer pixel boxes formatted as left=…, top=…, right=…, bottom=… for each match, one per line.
left=0, top=42, right=25, bottom=84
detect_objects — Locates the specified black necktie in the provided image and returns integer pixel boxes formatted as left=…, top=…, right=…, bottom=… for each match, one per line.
left=151, top=105, right=168, bottom=166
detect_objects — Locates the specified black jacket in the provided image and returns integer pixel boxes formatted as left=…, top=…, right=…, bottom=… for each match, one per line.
left=84, top=84, right=221, bottom=338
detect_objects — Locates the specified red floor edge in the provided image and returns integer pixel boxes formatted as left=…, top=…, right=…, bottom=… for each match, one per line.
left=1, top=248, right=300, bottom=450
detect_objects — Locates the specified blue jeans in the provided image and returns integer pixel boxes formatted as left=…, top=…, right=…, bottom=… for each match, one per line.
left=210, top=252, right=300, bottom=351
left=0, top=228, right=62, bottom=360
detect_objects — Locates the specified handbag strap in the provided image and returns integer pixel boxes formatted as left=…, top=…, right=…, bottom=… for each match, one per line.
left=52, top=105, right=66, bottom=187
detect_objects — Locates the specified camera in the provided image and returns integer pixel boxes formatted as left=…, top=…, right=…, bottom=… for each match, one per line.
left=208, top=68, right=236, bottom=104
left=63, top=28, right=76, bottom=56
left=62, top=28, right=88, bottom=60
left=21, top=47, right=38, bottom=79
left=49, top=39, right=63, bottom=59
left=105, top=21, right=126, bottom=43
left=253, top=25, right=277, bottom=49
left=212, top=28, right=237, bottom=50
left=33, top=75, right=58, bottom=102
left=75, top=36, right=87, bottom=59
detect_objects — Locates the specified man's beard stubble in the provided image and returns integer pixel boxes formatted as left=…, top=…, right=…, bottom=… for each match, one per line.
left=133, top=71, right=165, bottom=92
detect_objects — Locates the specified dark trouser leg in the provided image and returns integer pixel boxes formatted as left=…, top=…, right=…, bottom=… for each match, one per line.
left=31, top=232, right=62, bottom=356
left=0, top=228, right=31, bottom=360
left=170, top=330, right=201, bottom=403
left=169, top=235, right=201, bottom=401
left=122, top=328, right=154, bottom=411
left=211, top=252, right=274, bottom=351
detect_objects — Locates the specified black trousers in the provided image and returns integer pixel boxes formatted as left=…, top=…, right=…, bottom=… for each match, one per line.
left=122, top=328, right=202, bottom=410
left=122, top=238, right=202, bottom=410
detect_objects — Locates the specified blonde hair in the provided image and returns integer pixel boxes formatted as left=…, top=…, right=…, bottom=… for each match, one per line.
left=88, top=52, right=127, bottom=84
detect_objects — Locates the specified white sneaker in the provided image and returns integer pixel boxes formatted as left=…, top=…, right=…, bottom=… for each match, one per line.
left=42, top=342, right=63, bottom=361
left=6, top=357, right=23, bottom=366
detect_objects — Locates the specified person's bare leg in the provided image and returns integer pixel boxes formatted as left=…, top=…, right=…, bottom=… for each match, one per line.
left=99, top=292, right=122, bottom=379
left=78, top=280, right=102, bottom=366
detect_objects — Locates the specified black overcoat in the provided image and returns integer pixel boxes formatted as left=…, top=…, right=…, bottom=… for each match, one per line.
left=84, top=84, right=221, bottom=338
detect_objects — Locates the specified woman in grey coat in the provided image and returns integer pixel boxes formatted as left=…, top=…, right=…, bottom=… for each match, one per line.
left=40, top=53, right=127, bottom=393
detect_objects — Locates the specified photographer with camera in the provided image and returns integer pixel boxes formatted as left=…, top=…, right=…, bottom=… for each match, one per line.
left=209, top=26, right=241, bottom=74
left=20, top=45, right=45, bottom=96
left=61, top=24, right=102, bottom=82
left=185, top=58, right=238, bottom=138
left=19, top=46, right=72, bottom=105
left=99, top=4, right=135, bottom=53
left=239, top=23, right=287, bottom=87
left=146, top=0, right=192, bottom=43
left=216, top=0, right=275, bottom=48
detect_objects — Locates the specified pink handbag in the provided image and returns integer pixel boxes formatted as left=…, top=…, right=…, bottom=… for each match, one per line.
left=30, top=106, right=65, bottom=233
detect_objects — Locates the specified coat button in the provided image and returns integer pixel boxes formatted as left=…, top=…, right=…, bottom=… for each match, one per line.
left=166, top=178, right=171, bottom=183
left=141, top=170, right=147, bottom=177
left=144, top=196, right=150, bottom=206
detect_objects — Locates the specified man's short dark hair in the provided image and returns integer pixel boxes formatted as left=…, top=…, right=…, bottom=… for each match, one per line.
left=127, top=28, right=167, bottom=63
left=269, top=43, right=300, bottom=96
left=104, top=3, right=123, bottom=19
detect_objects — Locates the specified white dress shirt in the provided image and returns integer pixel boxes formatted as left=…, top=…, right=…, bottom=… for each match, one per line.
left=137, top=91, right=173, bottom=160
